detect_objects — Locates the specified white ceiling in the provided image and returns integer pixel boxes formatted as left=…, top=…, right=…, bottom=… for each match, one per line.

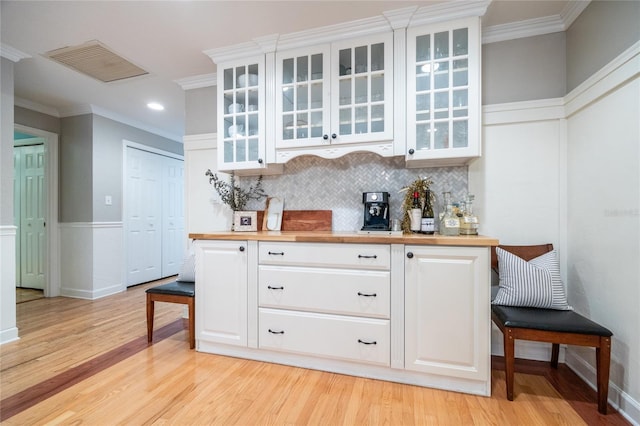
left=1, top=1, right=577, bottom=142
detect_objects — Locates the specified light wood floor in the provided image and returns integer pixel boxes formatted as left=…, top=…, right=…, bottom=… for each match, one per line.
left=0, top=278, right=629, bottom=425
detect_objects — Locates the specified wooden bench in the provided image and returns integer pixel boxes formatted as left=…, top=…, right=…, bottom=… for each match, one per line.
left=491, top=244, right=613, bottom=414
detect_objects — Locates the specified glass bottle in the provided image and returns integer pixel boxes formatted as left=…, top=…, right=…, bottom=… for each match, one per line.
left=459, top=194, right=479, bottom=235
left=420, top=189, right=435, bottom=234
left=410, top=191, right=421, bottom=232
left=439, top=191, right=460, bottom=236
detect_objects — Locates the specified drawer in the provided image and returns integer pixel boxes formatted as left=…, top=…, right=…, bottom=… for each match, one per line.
left=259, top=265, right=390, bottom=318
left=259, top=308, right=390, bottom=366
left=259, top=242, right=390, bottom=270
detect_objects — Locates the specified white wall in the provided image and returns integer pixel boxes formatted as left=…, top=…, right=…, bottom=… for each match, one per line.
left=565, top=43, right=639, bottom=421
left=470, top=43, right=640, bottom=423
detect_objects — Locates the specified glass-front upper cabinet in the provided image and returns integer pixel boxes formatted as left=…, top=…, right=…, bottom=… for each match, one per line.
left=331, top=33, right=393, bottom=144
left=274, top=33, right=393, bottom=153
left=217, top=56, right=266, bottom=171
left=275, top=46, right=330, bottom=149
left=406, top=17, right=480, bottom=164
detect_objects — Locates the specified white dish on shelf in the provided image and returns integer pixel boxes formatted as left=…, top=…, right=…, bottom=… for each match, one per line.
left=237, top=74, right=258, bottom=87
left=228, top=103, right=244, bottom=114
left=228, top=124, right=244, bottom=137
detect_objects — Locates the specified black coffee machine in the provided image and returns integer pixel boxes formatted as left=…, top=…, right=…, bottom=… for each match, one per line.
left=361, top=192, right=390, bottom=231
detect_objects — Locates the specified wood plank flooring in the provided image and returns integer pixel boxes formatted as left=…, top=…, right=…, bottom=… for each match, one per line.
left=0, top=278, right=629, bottom=425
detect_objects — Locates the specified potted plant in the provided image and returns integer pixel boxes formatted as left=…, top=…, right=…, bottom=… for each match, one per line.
left=205, top=169, right=267, bottom=231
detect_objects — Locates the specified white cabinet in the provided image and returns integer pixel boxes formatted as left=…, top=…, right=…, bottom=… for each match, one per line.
left=257, top=242, right=391, bottom=365
left=195, top=240, right=248, bottom=347
left=274, top=33, right=394, bottom=161
left=404, top=245, right=490, bottom=382
left=406, top=17, right=481, bottom=166
left=217, top=56, right=269, bottom=172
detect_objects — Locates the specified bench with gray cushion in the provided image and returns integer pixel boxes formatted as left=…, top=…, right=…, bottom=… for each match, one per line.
left=491, top=244, right=613, bottom=414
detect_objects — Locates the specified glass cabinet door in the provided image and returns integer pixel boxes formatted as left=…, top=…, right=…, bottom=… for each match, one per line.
left=275, top=46, right=330, bottom=148
left=219, top=58, right=265, bottom=170
left=331, top=33, right=393, bottom=144
left=407, top=17, right=479, bottom=161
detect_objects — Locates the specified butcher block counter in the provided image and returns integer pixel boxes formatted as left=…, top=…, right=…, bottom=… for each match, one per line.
left=191, top=230, right=498, bottom=397
left=189, top=230, right=498, bottom=246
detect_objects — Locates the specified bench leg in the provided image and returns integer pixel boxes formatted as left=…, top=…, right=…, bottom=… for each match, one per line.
left=597, top=336, right=611, bottom=414
left=146, top=294, right=154, bottom=344
left=551, top=343, right=560, bottom=368
left=504, top=328, right=515, bottom=401
left=188, top=298, right=195, bottom=349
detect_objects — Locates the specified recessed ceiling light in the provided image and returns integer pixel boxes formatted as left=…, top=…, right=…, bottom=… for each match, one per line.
left=147, top=102, right=164, bottom=111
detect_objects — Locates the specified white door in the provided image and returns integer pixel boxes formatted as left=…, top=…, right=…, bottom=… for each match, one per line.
left=404, top=245, right=490, bottom=382
left=195, top=240, right=248, bottom=347
left=14, top=144, right=46, bottom=289
left=125, top=147, right=162, bottom=285
left=162, top=156, right=185, bottom=277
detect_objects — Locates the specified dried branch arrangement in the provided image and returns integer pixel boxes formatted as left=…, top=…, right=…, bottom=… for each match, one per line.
left=205, top=169, right=267, bottom=211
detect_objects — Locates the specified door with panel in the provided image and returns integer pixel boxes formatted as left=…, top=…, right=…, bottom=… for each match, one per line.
left=13, top=144, right=46, bottom=289
left=161, top=156, right=185, bottom=277
left=125, top=147, right=163, bottom=286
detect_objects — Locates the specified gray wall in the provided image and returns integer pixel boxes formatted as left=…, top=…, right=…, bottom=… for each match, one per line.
left=14, top=106, right=61, bottom=135
left=482, top=32, right=566, bottom=105
left=92, top=114, right=183, bottom=222
left=185, top=86, right=217, bottom=135
left=1, top=58, right=15, bottom=226
left=60, top=114, right=94, bottom=223
left=567, top=0, right=640, bottom=92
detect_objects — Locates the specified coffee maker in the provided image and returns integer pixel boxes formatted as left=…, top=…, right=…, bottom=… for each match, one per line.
left=361, top=192, right=390, bottom=231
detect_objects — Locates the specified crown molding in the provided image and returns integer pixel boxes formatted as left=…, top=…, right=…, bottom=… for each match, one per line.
left=14, top=97, right=60, bottom=117
left=0, top=43, right=31, bottom=62
left=57, top=104, right=181, bottom=142
left=383, top=6, right=418, bottom=30
left=204, top=41, right=265, bottom=64
left=176, top=73, right=217, bottom=90
left=483, top=15, right=565, bottom=44
left=409, top=0, right=490, bottom=27
left=560, top=0, right=591, bottom=29
left=483, top=1, right=591, bottom=44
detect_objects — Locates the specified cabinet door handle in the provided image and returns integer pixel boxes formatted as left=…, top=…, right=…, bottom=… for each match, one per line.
left=358, top=254, right=377, bottom=259
left=268, top=329, right=285, bottom=334
left=323, top=134, right=329, bottom=140
left=358, top=339, right=377, bottom=345
left=357, top=292, right=377, bottom=297
left=239, top=246, right=245, bottom=252
left=408, top=148, right=415, bottom=155
left=267, top=285, right=284, bottom=290
left=331, top=133, right=337, bottom=139
left=406, top=252, right=413, bottom=258
left=268, top=251, right=284, bottom=255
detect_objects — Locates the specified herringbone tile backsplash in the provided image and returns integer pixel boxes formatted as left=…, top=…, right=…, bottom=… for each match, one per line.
left=242, top=153, right=468, bottom=231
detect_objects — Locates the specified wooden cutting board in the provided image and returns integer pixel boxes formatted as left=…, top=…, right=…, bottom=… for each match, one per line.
left=257, top=210, right=332, bottom=231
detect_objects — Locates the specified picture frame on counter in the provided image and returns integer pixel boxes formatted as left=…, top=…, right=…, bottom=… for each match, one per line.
left=233, top=211, right=258, bottom=232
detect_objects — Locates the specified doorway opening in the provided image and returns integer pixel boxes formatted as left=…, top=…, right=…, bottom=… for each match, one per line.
left=13, top=125, right=60, bottom=298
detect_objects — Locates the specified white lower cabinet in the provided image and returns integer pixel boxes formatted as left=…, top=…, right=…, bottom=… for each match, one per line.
left=404, top=245, right=490, bottom=383
left=194, top=239, right=491, bottom=396
left=259, top=308, right=390, bottom=366
left=258, top=242, right=391, bottom=365
left=195, top=240, right=248, bottom=347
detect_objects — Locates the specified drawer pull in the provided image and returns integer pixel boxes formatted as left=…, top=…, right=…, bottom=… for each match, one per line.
left=267, top=285, right=284, bottom=290
left=268, top=251, right=285, bottom=256
left=358, top=339, right=377, bottom=345
left=357, top=292, right=377, bottom=297
left=268, top=329, right=285, bottom=334
left=358, top=254, right=378, bottom=259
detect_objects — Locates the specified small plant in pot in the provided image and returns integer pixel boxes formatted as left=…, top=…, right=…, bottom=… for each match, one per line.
left=205, top=170, right=267, bottom=230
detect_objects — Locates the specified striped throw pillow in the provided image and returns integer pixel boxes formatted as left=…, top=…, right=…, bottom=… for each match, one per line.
left=492, top=247, right=572, bottom=310
left=177, top=248, right=196, bottom=283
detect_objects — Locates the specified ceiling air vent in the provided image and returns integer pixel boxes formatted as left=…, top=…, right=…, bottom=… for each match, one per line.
left=44, top=40, right=148, bottom=83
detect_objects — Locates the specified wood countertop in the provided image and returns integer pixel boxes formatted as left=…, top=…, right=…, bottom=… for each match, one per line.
left=189, top=231, right=499, bottom=247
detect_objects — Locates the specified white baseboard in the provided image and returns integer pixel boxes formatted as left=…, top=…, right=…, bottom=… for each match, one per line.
left=0, top=327, right=19, bottom=345
left=566, top=350, right=640, bottom=426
